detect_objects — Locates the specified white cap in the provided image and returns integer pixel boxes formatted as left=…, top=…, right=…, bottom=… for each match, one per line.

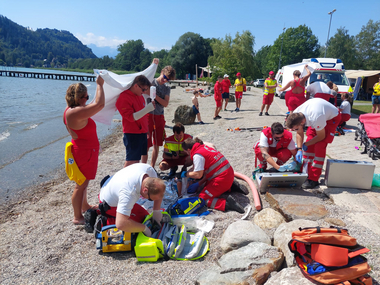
left=223, top=74, right=229, bottom=78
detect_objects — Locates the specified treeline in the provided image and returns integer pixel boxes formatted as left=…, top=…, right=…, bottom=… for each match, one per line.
left=1, top=14, right=379, bottom=81
left=0, top=15, right=96, bottom=68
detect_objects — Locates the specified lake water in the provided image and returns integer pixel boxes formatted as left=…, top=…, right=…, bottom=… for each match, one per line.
left=0, top=67, right=121, bottom=203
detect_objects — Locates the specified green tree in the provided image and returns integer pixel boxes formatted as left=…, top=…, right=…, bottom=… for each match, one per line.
left=115, top=39, right=145, bottom=71
left=254, top=45, right=272, bottom=78
left=168, top=32, right=212, bottom=79
left=355, top=19, right=380, bottom=69
left=266, top=25, right=320, bottom=72
left=326, top=27, right=358, bottom=69
left=208, top=31, right=259, bottom=82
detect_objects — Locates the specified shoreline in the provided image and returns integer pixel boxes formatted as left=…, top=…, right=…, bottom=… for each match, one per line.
left=0, top=123, right=123, bottom=224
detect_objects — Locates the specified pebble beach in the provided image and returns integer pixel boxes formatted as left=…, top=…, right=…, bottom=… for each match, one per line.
left=1, top=84, right=379, bottom=284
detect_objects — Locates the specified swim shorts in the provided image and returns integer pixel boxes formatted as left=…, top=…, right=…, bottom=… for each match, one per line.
left=147, top=114, right=166, bottom=148
left=123, top=133, right=148, bottom=161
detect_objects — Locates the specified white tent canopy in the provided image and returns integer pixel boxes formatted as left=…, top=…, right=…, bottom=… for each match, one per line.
left=345, top=70, right=380, bottom=79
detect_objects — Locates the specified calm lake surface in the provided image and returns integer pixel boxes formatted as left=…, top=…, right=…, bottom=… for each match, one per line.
left=0, top=67, right=120, bottom=204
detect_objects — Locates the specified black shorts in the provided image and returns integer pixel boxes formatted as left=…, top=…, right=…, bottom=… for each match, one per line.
left=123, top=133, right=148, bottom=161
left=222, top=92, right=230, bottom=99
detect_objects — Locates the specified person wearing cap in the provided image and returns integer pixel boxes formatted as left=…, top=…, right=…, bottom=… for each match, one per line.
left=221, top=74, right=231, bottom=111
left=234, top=72, right=246, bottom=112
left=259, top=71, right=277, bottom=116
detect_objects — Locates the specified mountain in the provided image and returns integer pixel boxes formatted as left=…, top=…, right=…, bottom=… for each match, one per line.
left=87, top=44, right=118, bottom=58
left=0, top=15, right=97, bottom=67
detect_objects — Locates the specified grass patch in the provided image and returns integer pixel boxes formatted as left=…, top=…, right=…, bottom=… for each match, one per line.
left=351, top=105, right=373, bottom=115
left=354, top=100, right=372, bottom=104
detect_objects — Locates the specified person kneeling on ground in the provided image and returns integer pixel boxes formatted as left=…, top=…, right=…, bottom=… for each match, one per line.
left=254, top=122, right=297, bottom=172
left=96, top=163, right=165, bottom=236
left=159, top=122, right=193, bottom=177
left=181, top=138, right=245, bottom=213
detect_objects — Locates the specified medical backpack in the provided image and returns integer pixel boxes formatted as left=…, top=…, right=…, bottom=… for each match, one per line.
left=288, top=226, right=372, bottom=285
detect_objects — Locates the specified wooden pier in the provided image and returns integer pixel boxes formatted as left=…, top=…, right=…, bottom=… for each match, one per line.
left=0, top=69, right=96, bottom=81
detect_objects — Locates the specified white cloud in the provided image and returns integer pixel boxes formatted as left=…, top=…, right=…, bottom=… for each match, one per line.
left=75, top=32, right=126, bottom=48
left=145, top=44, right=171, bottom=52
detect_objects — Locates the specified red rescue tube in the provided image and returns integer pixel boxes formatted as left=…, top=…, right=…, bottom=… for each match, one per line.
left=234, top=172, right=262, bottom=211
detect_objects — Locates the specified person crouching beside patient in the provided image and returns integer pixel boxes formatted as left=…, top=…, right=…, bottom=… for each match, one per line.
left=159, top=122, right=193, bottom=177
left=254, top=122, right=297, bottom=172
left=180, top=137, right=245, bottom=213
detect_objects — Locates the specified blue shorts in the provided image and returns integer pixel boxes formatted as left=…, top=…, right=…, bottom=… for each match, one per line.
left=222, top=92, right=230, bottom=99
left=372, top=95, right=380, bottom=105
left=192, top=105, right=199, bottom=115
left=123, top=133, right=148, bottom=161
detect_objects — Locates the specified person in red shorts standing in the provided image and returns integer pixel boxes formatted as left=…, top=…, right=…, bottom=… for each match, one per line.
left=159, top=123, right=193, bottom=177
left=213, top=76, right=223, bottom=120
left=279, top=66, right=311, bottom=114
left=259, top=71, right=277, bottom=116
left=147, top=59, right=176, bottom=169
left=181, top=138, right=245, bottom=213
left=234, top=72, right=246, bottom=112
left=221, top=74, right=231, bottom=111
left=63, top=76, right=105, bottom=225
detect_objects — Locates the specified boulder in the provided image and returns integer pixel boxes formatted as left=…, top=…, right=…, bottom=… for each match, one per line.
left=229, top=94, right=235, bottom=102
left=220, top=220, right=271, bottom=253
left=173, top=105, right=196, bottom=125
left=254, top=208, right=286, bottom=229
left=196, top=242, right=284, bottom=285
left=273, top=219, right=318, bottom=267
left=265, top=267, right=316, bottom=285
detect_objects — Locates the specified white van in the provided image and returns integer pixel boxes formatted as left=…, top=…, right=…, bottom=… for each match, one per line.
left=275, top=58, right=352, bottom=105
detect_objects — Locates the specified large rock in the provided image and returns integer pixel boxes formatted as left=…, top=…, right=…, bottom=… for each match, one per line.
left=173, top=105, right=196, bottom=125
left=265, top=188, right=329, bottom=221
left=273, top=219, right=318, bottom=267
left=220, top=220, right=271, bottom=253
left=196, top=242, right=284, bottom=285
left=265, top=267, right=316, bottom=285
left=229, top=94, right=235, bottom=102
left=254, top=208, right=286, bottom=229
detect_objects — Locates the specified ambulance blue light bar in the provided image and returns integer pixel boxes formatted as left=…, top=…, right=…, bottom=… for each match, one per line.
left=310, top=58, right=319, bottom=63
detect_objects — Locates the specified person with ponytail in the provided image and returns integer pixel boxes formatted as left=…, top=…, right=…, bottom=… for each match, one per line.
left=63, top=76, right=105, bottom=225
left=181, top=138, right=245, bottom=213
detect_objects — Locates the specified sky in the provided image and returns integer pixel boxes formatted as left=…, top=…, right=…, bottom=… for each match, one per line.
left=1, top=0, right=379, bottom=58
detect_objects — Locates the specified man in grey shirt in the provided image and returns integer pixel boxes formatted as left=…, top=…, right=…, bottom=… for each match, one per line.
left=147, top=62, right=176, bottom=170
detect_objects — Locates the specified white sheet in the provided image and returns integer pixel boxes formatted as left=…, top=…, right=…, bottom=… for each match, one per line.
left=91, top=63, right=158, bottom=125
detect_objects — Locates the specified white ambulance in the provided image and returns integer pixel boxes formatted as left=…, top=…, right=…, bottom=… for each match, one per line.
left=275, top=58, right=352, bottom=105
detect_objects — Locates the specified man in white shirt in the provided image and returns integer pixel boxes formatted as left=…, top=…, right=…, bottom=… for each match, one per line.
left=98, top=163, right=165, bottom=236
left=286, top=98, right=341, bottom=189
left=306, top=81, right=334, bottom=102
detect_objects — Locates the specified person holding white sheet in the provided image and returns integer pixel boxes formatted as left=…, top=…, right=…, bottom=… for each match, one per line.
left=116, top=75, right=154, bottom=167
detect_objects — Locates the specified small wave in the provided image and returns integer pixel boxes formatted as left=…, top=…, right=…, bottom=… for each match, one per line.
left=26, top=124, right=39, bottom=130
left=0, top=131, right=10, bottom=142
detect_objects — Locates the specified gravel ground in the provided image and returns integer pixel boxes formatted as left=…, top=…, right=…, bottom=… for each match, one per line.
left=1, top=84, right=379, bottom=284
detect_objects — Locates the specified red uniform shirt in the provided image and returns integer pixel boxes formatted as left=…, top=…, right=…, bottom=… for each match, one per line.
left=116, top=89, right=148, bottom=134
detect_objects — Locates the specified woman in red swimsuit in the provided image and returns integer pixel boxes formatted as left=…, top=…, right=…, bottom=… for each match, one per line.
left=63, top=76, right=105, bottom=225
left=279, top=65, right=311, bottom=114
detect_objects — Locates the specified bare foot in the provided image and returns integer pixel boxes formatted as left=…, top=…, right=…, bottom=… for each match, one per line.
left=73, top=218, right=85, bottom=225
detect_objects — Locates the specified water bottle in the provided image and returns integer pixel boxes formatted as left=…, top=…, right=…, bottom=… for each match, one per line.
left=372, top=173, right=380, bottom=188
left=150, top=86, right=156, bottom=100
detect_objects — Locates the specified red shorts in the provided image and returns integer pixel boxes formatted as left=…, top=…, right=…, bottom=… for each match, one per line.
left=147, top=114, right=166, bottom=148
left=314, top=93, right=332, bottom=102
left=215, top=98, right=222, bottom=107
left=72, top=147, right=99, bottom=180
left=263, top=93, right=274, bottom=105
left=98, top=200, right=149, bottom=226
left=340, top=113, right=351, bottom=126
left=286, top=91, right=306, bottom=111
left=235, top=91, right=243, bottom=99
left=160, top=156, right=189, bottom=168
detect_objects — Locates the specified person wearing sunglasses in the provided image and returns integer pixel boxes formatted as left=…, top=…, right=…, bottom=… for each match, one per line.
left=63, top=76, right=105, bottom=225
left=147, top=62, right=176, bottom=170
left=98, top=163, right=166, bottom=237
left=116, top=75, right=154, bottom=168
left=253, top=122, right=297, bottom=175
